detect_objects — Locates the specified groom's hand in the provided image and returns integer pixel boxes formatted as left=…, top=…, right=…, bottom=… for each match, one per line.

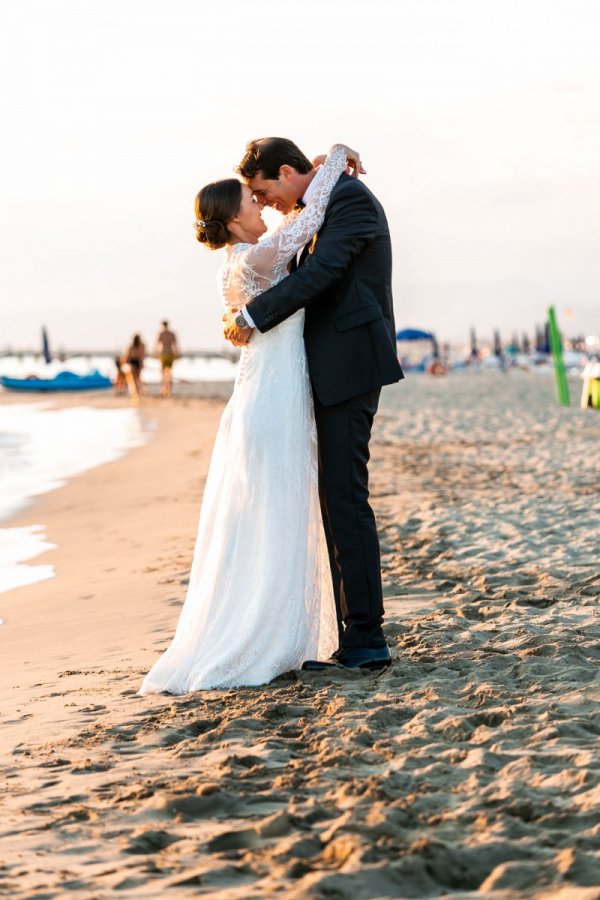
left=222, top=312, right=252, bottom=347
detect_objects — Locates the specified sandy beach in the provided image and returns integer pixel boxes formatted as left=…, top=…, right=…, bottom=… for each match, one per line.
left=1, top=372, right=599, bottom=899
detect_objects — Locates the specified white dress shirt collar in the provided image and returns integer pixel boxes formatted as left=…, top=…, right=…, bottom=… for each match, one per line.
left=301, top=164, right=323, bottom=207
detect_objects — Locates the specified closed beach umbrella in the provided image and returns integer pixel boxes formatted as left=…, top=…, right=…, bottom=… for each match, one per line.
left=42, top=326, right=52, bottom=364
left=469, top=327, right=479, bottom=360
left=493, top=330, right=503, bottom=358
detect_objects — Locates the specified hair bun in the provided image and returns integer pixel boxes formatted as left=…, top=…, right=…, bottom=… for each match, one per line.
left=194, top=179, right=242, bottom=251
left=195, top=218, right=229, bottom=249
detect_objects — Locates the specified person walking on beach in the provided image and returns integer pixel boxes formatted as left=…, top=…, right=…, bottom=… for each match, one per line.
left=123, top=334, right=145, bottom=393
left=140, top=139, right=401, bottom=695
left=154, top=320, right=179, bottom=398
left=113, top=355, right=127, bottom=395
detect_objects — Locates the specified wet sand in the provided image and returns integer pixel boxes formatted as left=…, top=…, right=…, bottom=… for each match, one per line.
left=1, top=372, right=599, bottom=899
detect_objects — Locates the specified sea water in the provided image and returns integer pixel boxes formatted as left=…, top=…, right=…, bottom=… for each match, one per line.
left=0, top=354, right=239, bottom=384
left=0, top=403, right=148, bottom=596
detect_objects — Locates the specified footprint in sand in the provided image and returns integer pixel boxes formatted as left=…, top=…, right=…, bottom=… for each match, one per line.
left=124, top=828, right=181, bottom=854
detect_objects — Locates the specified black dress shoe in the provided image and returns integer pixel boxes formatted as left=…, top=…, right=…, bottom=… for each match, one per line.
left=302, top=645, right=392, bottom=671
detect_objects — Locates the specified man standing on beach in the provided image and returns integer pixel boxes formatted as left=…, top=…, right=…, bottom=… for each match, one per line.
left=154, top=321, right=179, bottom=398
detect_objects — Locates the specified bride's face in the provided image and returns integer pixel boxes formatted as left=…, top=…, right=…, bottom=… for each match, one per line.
left=229, top=185, right=268, bottom=241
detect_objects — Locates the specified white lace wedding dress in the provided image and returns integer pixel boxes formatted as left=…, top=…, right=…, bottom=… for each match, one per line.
left=139, top=147, right=347, bottom=693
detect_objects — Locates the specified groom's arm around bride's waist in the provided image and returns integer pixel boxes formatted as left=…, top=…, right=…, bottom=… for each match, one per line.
left=246, top=180, right=382, bottom=334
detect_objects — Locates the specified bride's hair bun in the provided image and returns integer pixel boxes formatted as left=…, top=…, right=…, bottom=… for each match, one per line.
left=195, top=219, right=229, bottom=249
left=194, top=179, right=242, bottom=251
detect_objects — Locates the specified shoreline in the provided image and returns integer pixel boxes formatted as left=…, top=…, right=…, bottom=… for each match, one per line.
left=0, top=395, right=155, bottom=594
left=0, top=391, right=229, bottom=753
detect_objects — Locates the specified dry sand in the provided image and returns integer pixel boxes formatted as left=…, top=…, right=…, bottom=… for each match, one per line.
left=1, top=372, right=599, bottom=899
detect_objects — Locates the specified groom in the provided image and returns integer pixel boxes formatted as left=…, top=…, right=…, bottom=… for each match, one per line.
left=223, top=137, right=403, bottom=670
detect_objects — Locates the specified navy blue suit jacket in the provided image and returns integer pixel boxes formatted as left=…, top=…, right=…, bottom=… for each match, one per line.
left=246, top=172, right=403, bottom=405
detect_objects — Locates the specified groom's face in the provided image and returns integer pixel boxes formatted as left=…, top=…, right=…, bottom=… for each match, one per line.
left=247, top=165, right=302, bottom=215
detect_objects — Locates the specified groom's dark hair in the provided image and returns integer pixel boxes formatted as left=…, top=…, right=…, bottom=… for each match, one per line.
left=237, top=138, right=313, bottom=181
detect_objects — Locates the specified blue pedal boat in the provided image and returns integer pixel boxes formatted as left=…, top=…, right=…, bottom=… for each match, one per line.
left=0, top=370, right=112, bottom=392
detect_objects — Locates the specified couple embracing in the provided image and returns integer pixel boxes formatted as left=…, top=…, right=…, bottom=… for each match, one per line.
left=140, top=138, right=403, bottom=694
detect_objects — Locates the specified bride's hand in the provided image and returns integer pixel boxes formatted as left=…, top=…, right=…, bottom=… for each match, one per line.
left=333, top=144, right=366, bottom=179
left=344, top=146, right=366, bottom=178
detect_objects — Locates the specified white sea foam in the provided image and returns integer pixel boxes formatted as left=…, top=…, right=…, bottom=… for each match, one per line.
left=0, top=403, right=148, bottom=595
left=0, top=525, right=56, bottom=593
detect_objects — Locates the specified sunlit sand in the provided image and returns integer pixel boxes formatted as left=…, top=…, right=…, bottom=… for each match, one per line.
left=1, top=373, right=599, bottom=898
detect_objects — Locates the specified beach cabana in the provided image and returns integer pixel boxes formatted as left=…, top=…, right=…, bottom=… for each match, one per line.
left=396, top=328, right=439, bottom=371
left=396, top=328, right=435, bottom=343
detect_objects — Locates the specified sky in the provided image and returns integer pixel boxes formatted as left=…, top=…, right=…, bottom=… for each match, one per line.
left=1, top=0, right=598, bottom=353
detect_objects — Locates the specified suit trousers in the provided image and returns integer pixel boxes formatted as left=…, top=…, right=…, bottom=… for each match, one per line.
left=313, top=387, right=386, bottom=649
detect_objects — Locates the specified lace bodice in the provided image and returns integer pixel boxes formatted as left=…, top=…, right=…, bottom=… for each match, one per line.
left=218, top=145, right=347, bottom=312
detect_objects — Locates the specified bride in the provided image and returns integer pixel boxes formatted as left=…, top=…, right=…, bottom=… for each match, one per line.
left=140, top=143, right=358, bottom=693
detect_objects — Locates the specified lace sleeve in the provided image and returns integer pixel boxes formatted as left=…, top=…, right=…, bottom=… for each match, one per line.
left=242, top=145, right=347, bottom=285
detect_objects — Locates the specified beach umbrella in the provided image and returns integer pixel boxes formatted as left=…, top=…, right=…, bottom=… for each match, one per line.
left=493, top=330, right=503, bottom=358
left=535, top=324, right=550, bottom=354
left=535, top=325, right=544, bottom=353
left=42, top=326, right=52, bottom=364
left=469, top=327, right=479, bottom=359
left=543, top=323, right=551, bottom=354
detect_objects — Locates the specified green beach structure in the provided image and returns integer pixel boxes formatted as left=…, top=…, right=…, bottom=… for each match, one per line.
left=547, top=306, right=570, bottom=407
